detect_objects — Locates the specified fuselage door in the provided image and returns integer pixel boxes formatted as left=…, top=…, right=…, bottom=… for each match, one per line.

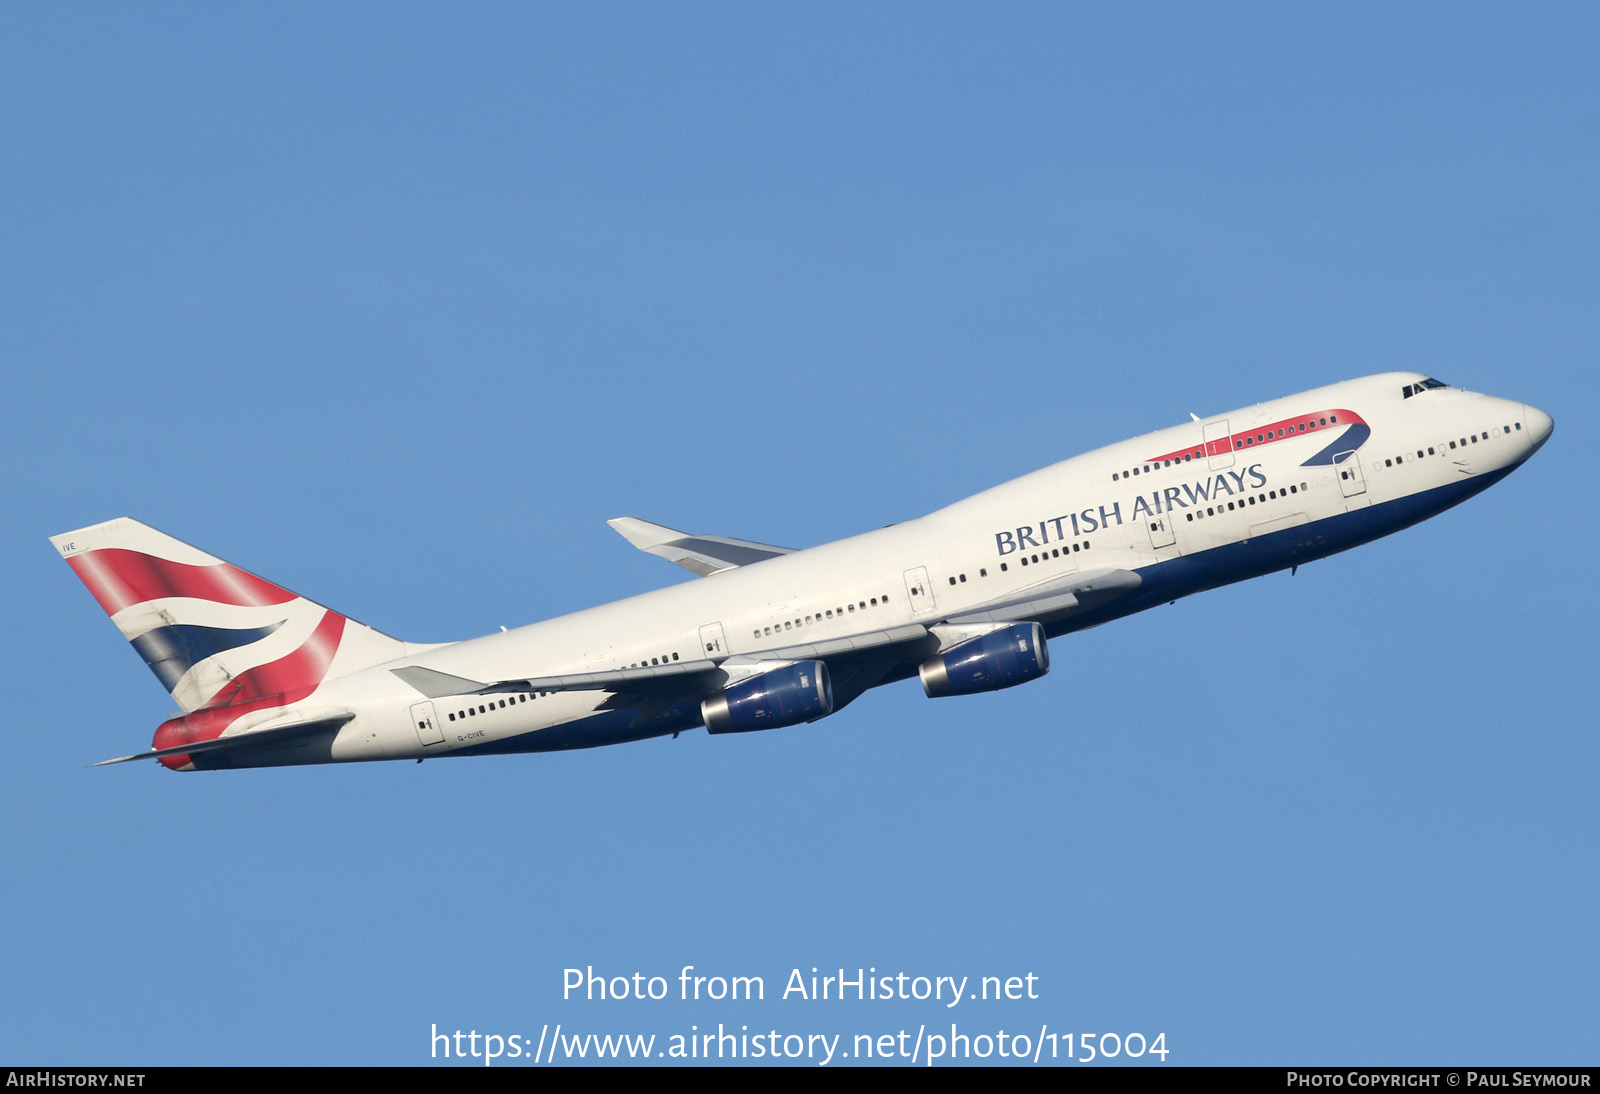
left=410, top=700, right=444, bottom=747
left=903, top=567, right=937, bottom=614
left=1204, top=419, right=1235, bottom=470
left=699, top=622, right=728, bottom=658
left=1335, top=451, right=1368, bottom=499
left=1145, top=514, right=1177, bottom=550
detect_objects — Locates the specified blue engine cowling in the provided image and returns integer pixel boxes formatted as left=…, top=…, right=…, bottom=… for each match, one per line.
left=918, top=623, right=1049, bottom=698
left=701, top=661, right=834, bottom=734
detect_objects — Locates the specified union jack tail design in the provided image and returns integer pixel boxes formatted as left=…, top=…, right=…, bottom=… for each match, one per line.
left=51, top=518, right=411, bottom=715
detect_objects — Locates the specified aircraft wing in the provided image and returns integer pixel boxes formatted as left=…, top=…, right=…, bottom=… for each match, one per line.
left=607, top=517, right=796, bottom=577
left=387, top=559, right=1139, bottom=729
left=391, top=625, right=938, bottom=722
left=940, top=566, right=1142, bottom=626
left=392, top=660, right=725, bottom=699
left=391, top=566, right=1141, bottom=716
left=391, top=623, right=933, bottom=698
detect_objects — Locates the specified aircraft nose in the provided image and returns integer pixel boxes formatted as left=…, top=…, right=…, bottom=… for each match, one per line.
left=1523, top=404, right=1554, bottom=446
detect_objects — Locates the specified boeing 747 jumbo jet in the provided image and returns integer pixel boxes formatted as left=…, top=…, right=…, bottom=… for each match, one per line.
left=55, top=373, right=1551, bottom=771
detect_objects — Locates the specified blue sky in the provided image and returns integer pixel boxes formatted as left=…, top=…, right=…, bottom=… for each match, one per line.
left=2, top=4, right=1594, bottom=1066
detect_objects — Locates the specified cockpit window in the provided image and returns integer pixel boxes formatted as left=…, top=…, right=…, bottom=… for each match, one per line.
left=1401, top=378, right=1449, bottom=398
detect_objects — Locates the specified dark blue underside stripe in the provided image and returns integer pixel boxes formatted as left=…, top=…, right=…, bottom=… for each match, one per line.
left=130, top=621, right=286, bottom=691
left=451, top=699, right=707, bottom=757
left=1053, top=460, right=1520, bottom=637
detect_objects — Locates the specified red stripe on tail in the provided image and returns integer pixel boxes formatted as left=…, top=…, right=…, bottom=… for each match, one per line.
left=153, top=610, right=347, bottom=770
left=205, top=610, right=347, bottom=707
left=67, top=549, right=297, bottom=616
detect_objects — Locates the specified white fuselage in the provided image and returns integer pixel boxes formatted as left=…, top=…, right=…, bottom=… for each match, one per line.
left=241, top=372, right=1552, bottom=766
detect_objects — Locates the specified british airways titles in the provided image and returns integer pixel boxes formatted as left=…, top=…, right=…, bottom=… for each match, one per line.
left=994, top=463, right=1271, bottom=556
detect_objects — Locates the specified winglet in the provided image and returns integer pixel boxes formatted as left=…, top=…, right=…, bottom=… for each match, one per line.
left=606, top=518, right=795, bottom=577
left=606, top=517, right=684, bottom=552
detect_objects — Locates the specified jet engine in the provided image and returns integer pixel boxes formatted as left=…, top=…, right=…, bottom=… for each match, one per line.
left=702, top=661, right=834, bottom=734
left=918, top=622, right=1049, bottom=698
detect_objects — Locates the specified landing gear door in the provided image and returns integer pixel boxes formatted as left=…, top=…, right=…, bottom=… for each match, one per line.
left=903, top=566, right=937, bottom=614
left=699, top=622, right=728, bottom=658
left=410, top=701, right=444, bottom=747
left=1204, top=419, right=1235, bottom=470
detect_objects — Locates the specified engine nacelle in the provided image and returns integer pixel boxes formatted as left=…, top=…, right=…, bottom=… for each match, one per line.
left=919, top=622, right=1049, bottom=698
left=702, top=661, right=834, bottom=734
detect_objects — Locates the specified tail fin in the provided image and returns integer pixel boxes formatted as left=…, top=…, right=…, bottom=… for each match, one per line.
left=52, top=518, right=413, bottom=712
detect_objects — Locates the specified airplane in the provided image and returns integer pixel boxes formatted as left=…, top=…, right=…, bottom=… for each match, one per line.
left=53, top=372, right=1552, bottom=771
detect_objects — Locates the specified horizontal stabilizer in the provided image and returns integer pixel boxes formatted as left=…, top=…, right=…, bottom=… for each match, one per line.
left=607, top=517, right=795, bottom=577
left=390, top=665, right=490, bottom=698
left=95, top=712, right=354, bottom=766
